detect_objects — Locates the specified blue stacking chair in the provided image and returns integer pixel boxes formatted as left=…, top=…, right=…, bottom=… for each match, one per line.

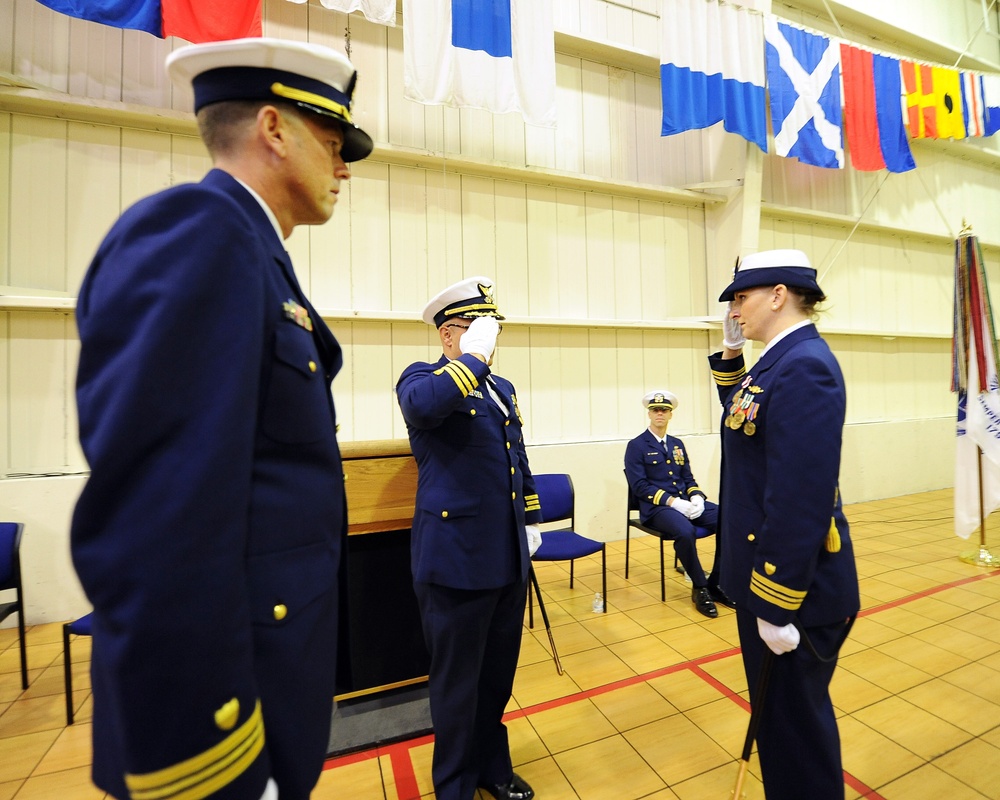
left=63, top=612, right=94, bottom=724
left=529, top=473, right=607, bottom=620
left=0, top=522, right=28, bottom=689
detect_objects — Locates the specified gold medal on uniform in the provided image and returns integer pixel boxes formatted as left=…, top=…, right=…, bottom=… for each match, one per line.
left=733, top=411, right=746, bottom=425
left=743, top=421, right=756, bottom=436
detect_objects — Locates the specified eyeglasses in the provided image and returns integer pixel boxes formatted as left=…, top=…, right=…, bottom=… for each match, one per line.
left=444, top=321, right=503, bottom=334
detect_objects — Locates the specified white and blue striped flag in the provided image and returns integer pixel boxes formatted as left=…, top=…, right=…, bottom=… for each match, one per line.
left=403, top=0, right=556, bottom=127
left=659, top=0, right=767, bottom=151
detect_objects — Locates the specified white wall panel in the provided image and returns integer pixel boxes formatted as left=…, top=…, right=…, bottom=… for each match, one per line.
left=347, top=159, right=391, bottom=310
left=387, top=164, right=430, bottom=314
left=8, top=314, right=71, bottom=471
left=525, top=185, right=559, bottom=317
left=494, top=181, right=530, bottom=317
left=0, top=113, right=9, bottom=284
left=67, top=19, right=124, bottom=102
left=10, top=116, right=67, bottom=290
left=66, top=122, right=121, bottom=292
left=555, top=189, right=589, bottom=318
left=120, top=128, right=172, bottom=213
left=460, top=175, right=499, bottom=288
left=612, top=197, right=642, bottom=319
left=584, top=193, right=616, bottom=320
left=581, top=61, right=612, bottom=177
left=555, top=55, right=584, bottom=174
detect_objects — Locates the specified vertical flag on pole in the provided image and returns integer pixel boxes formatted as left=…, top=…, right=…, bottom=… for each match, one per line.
left=952, top=228, right=1000, bottom=539
left=403, top=0, right=557, bottom=127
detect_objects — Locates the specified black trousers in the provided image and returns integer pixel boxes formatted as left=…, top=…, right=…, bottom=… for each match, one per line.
left=737, top=608, right=851, bottom=800
left=414, top=578, right=528, bottom=800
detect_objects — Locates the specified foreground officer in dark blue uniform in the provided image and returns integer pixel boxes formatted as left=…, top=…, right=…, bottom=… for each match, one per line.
left=709, top=249, right=860, bottom=800
left=396, top=277, right=541, bottom=800
left=71, top=38, right=373, bottom=800
left=624, top=390, right=730, bottom=618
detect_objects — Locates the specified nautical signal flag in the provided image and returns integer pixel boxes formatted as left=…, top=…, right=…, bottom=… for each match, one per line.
left=35, top=0, right=261, bottom=42
left=960, top=72, right=986, bottom=137
left=283, top=0, right=395, bottom=26
left=659, top=0, right=767, bottom=152
left=839, top=44, right=915, bottom=172
left=764, top=17, right=842, bottom=169
left=902, top=60, right=967, bottom=139
left=403, top=0, right=557, bottom=127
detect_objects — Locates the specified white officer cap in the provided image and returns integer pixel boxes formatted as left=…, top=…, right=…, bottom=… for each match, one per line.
left=166, top=37, right=373, bottom=162
left=718, top=249, right=822, bottom=302
left=643, top=390, right=678, bottom=410
left=421, top=276, right=506, bottom=327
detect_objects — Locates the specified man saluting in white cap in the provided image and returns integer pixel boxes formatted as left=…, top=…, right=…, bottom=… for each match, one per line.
left=71, top=38, right=372, bottom=800
left=396, top=277, right=540, bottom=800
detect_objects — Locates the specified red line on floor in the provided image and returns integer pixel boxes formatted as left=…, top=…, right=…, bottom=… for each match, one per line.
left=323, top=568, right=998, bottom=796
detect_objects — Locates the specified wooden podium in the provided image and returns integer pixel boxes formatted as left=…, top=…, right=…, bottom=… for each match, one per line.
left=338, top=439, right=429, bottom=700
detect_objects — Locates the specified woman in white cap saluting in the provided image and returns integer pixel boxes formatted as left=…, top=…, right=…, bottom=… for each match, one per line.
left=708, top=249, right=860, bottom=800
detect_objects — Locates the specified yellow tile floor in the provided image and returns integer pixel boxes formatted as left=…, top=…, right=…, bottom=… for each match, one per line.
left=2, top=488, right=1000, bottom=799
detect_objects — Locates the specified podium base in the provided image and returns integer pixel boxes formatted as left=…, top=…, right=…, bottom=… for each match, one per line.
left=960, top=545, right=1000, bottom=568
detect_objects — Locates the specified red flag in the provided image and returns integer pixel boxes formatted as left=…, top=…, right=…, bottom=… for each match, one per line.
left=163, top=0, right=261, bottom=42
left=840, top=44, right=914, bottom=172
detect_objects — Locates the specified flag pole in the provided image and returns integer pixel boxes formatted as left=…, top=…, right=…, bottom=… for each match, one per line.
left=956, top=220, right=1000, bottom=567
left=962, top=445, right=1000, bottom=567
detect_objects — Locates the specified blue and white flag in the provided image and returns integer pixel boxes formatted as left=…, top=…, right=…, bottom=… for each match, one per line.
left=403, top=0, right=556, bottom=127
left=660, top=0, right=767, bottom=151
left=764, top=17, right=843, bottom=168
left=284, top=0, right=395, bottom=26
left=983, top=72, right=1000, bottom=137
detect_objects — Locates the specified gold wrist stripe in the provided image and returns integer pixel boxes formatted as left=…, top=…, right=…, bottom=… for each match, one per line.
left=126, top=700, right=264, bottom=800
left=524, top=494, right=541, bottom=512
left=652, top=489, right=666, bottom=505
left=270, top=83, right=352, bottom=122
left=750, top=571, right=807, bottom=611
left=433, top=360, right=478, bottom=395
left=712, top=366, right=747, bottom=386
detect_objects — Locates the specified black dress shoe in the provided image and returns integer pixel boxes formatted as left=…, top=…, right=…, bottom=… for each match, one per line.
left=707, top=584, right=736, bottom=609
left=479, top=773, right=535, bottom=800
left=692, top=587, right=719, bottom=618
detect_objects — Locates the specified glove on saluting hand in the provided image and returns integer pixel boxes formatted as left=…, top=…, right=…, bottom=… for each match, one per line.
left=722, top=303, right=746, bottom=350
left=458, top=316, right=500, bottom=360
left=757, top=618, right=800, bottom=655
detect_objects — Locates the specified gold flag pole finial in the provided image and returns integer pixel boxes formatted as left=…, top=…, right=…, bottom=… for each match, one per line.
left=960, top=218, right=974, bottom=236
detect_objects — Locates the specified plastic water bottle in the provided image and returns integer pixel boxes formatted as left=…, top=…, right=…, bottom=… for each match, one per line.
left=592, top=592, right=604, bottom=613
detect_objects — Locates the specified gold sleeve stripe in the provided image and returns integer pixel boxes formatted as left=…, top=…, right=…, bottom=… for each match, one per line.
left=450, top=359, right=478, bottom=387
left=126, top=701, right=264, bottom=800
left=750, top=572, right=808, bottom=611
left=524, top=494, right=541, bottom=511
left=652, top=489, right=665, bottom=505
left=687, top=486, right=701, bottom=496
left=712, top=366, right=747, bottom=386
left=433, top=362, right=475, bottom=395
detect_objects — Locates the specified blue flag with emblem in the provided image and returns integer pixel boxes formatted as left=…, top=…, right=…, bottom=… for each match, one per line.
left=402, top=0, right=556, bottom=127
left=764, top=17, right=843, bottom=169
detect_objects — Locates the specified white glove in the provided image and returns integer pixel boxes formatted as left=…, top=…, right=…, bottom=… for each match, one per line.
left=689, top=495, right=705, bottom=519
left=526, top=525, right=542, bottom=557
left=458, top=316, right=499, bottom=360
left=757, top=618, right=800, bottom=655
left=722, top=303, right=746, bottom=350
left=670, top=498, right=698, bottom=519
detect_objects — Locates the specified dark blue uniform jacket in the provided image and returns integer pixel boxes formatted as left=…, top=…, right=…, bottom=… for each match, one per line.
left=709, top=324, right=860, bottom=628
left=396, top=355, right=542, bottom=589
left=72, top=169, right=347, bottom=800
left=624, top=431, right=707, bottom=520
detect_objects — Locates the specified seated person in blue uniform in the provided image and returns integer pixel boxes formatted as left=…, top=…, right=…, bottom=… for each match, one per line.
left=70, top=38, right=373, bottom=800
left=624, top=390, right=733, bottom=618
left=396, top=276, right=540, bottom=800
left=709, top=249, right=859, bottom=800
